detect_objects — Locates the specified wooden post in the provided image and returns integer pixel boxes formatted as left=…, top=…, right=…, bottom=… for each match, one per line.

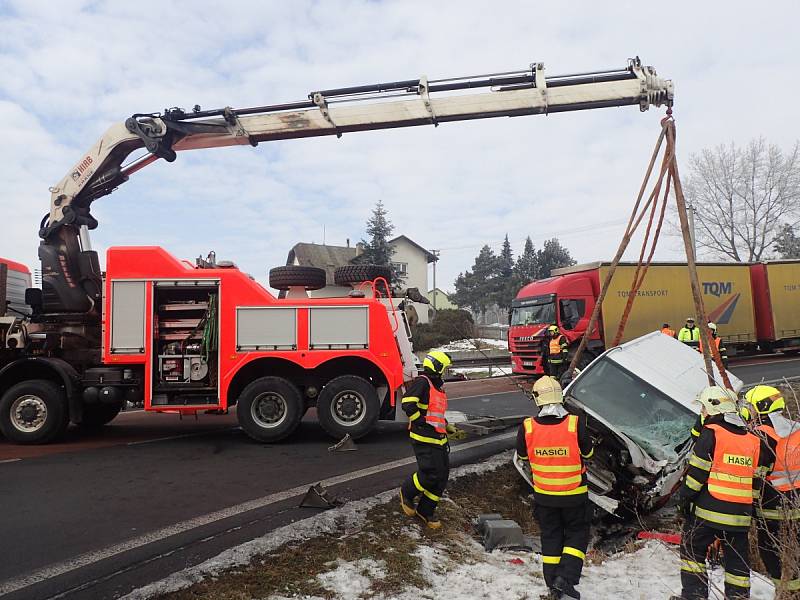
left=666, top=122, right=732, bottom=389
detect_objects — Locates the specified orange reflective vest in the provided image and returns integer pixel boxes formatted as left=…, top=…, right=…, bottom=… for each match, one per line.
left=661, top=327, right=676, bottom=337
left=759, top=424, right=800, bottom=493
left=698, top=336, right=721, bottom=354
left=549, top=336, right=566, bottom=358
left=421, top=375, right=448, bottom=434
left=706, top=424, right=760, bottom=504
left=524, top=414, right=586, bottom=496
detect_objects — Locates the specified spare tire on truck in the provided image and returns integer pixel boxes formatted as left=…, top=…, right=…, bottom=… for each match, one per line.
left=269, top=266, right=326, bottom=291
left=334, top=265, right=392, bottom=286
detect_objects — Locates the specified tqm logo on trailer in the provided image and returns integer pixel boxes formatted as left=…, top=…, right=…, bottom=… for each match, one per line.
left=702, top=281, right=739, bottom=325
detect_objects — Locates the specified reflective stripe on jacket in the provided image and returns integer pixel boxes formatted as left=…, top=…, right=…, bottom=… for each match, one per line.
left=705, top=423, right=760, bottom=505
left=420, top=375, right=448, bottom=434
left=524, top=415, right=586, bottom=496
left=759, top=424, right=800, bottom=493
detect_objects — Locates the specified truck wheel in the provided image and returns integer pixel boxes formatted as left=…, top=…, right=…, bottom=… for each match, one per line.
left=237, top=377, right=303, bottom=442
left=333, top=265, right=392, bottom=286
left=316, top=375, right=380, bottom=440
left=79, top=403, right=123, bottom=428
left=0, top=380, right=69, bottom=444
left=269, top=266, right=327, bottom=291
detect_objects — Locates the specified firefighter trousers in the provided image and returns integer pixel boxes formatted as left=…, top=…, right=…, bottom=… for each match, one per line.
left=757, top=516, right=800, bottom=591
left=400, top=441, right=449, bottom=518
left=534, top=500, right=591, bottom=588
left=679, top=517, right=751, bottom=599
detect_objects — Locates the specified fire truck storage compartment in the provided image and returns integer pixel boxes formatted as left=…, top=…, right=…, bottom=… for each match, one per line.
left=309, top=306, right=369, bottom=350
left=152, top=281, right=219, bottom=406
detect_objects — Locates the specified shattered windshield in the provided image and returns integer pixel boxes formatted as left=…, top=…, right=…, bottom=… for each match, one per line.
left=567, top=357, right=696, bottom=461
left=511, top=299, right=555, bottom=326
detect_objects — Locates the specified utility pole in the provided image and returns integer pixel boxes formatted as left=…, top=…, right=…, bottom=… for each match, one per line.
left=431, top=250, right=440, bottom=309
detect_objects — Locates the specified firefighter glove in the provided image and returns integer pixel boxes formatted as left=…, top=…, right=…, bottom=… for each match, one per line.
left=446, top=423, right=466, bottom=440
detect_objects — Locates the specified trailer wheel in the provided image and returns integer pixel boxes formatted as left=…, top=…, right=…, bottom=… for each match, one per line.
left=333, top=265, right=392, bottom=286
left=237, top=377, right=303, bottom=442
left=0, top=380, right=69, bottom=444
left=79, top=403, right=123, bottom=428
left=316, top=375, right=380, bottom=440
left=269, top=266, right=327, bottom=291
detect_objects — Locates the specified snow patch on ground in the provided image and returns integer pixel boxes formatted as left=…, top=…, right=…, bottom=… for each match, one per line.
left=436, top=338, right=508, bottom=352
left=307, top=540, right=776, bottom=600
left=122, top=451, right=513, bottom=599
left=451, top=364, right=514, bottom=377
left=316, top=558, right=386, bottom=599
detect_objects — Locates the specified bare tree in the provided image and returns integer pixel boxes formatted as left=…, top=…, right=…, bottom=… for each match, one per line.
left=682, top=138, right=800, bottom=261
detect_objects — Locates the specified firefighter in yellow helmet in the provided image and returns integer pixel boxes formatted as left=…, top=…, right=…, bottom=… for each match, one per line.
left=673, top=386, right=772, bottom=600
left=544, top=325, right=569, bottom=380
left=399, top=350, right=453, bottom=529
left=744, top=385, right=800, bottom=594
left=517, top=376, right=593, bottom=600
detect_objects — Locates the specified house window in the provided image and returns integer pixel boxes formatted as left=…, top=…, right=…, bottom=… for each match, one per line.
left=391, top=262, right=408, bottom=275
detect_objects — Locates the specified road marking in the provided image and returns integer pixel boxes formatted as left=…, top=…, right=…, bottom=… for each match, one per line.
left=732, top=356, right=800, bottom=368
left=0, top=458, right=21, bottom=464
left=0, top=430, right=516, bottom=596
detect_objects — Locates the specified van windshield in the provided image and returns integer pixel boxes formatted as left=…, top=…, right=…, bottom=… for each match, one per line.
left=567, top=357, right=696, bottom=461
left=511, top=300, right=555, bottom=326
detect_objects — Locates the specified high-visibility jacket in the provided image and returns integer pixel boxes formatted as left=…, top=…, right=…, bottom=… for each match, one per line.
left=421, top=375, right=447, bottom=434
left=401, top=375, right=448, bottom=446
left=705, top=424, right=760, bottom=504
left=698, top=336, right=728, bottom=361
left=758, top=423, right=800, bottom=494
left=661, top=327, right=676, bottom=337
left=678, top=326, right=700, bottom=342
left=524, top=414, right=587, bottom=496
left=684, top=422, right=763, bottom=530
left=548, top=335, right=568, bottom=364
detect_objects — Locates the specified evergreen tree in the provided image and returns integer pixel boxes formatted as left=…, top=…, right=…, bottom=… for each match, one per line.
left=512, top=236, right=538, bottom=288
left=535, top=238, right=576, bottom=278
left=774, top=224, right=800, bottom=258
left=452, top=245, right=501, bottom=318
left=492, top=234, right=515, bottom=310
left=355, top=200, right=404, bottom=284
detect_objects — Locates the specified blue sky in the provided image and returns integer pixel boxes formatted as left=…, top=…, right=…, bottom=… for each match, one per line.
left=1, top=0, right=798, bottom=292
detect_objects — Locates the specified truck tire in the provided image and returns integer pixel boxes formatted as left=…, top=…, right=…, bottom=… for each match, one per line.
left=236, top=376, right=303, bottom=442
left=333, top=265, right=392, bottom=286
left=78, top=403, right=123, bottom=428
left=0, top=380, right=69, bottom=444
left=269, top=266, right=326, bottom=291
left=316, top=375, right=380, bottom=440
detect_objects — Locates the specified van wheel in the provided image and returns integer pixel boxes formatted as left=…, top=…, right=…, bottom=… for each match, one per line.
left=0, top=380, right=69, bottom=444
left=317, top=375, right=380, bottom=440
left=237, top=377, right=303, bottom=442
left=79, top=403, right=123, bottom=428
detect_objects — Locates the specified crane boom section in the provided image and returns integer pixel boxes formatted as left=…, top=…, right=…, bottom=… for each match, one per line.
left=45, top=59, right=672, bottom=235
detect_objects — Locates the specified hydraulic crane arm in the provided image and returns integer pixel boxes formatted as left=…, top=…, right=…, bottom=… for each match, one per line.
left=43, top=57, right=672, bottom=238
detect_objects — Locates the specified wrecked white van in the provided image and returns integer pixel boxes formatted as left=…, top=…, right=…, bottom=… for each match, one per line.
left=514, top=331, right=743, bottom=517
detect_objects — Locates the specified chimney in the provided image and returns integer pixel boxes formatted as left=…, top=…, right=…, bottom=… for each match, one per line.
left=346, top=238, right=350, bottom=248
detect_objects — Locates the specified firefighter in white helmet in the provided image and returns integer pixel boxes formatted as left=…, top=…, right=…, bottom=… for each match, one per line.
left=672, top=386, right=772, bottom=600
left=517, top=376, right=593, bottom=600
left=744, top=385, right=800, bottom=593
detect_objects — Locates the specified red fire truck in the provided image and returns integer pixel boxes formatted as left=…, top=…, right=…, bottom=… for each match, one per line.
left=0, top=59, right=672, bottom=443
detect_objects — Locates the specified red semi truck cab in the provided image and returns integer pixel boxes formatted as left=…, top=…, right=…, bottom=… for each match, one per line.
left=509, top=272, right=598, bottom=375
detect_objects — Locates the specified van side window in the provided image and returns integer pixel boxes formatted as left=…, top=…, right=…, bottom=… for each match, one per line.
left=559, top=299, right=586, bottom=330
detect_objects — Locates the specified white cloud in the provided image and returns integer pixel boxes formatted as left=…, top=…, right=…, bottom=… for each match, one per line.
left=1, top=0, right=798, bottom=291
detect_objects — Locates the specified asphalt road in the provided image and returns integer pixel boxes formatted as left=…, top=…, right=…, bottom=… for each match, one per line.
left=0, top=357, right=798, bottom=600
